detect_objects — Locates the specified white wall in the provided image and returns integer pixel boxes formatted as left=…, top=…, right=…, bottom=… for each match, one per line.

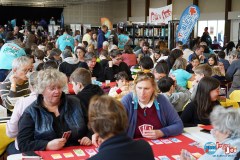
left=150, top=0, right=167, bottom=8
left=230, top=20, right=240, bottom=44
left=63, top=0, right=127, bottom=26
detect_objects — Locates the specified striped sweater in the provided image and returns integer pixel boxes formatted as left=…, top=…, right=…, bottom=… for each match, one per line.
left=0, top=79, right=30, bottom=110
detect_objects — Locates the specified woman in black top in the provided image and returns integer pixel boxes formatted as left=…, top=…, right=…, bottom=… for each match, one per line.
left=181, top=77, right=220, bottom=127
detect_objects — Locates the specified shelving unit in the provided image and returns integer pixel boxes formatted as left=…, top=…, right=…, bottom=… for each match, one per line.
left=114, top=23, right=168, bottom=48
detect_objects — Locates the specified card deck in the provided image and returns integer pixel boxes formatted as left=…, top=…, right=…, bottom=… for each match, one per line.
left=62, top=131, right=71, bottom=140
left=151, top=139, right=163, bottom=145
left=138, top=125, right=144, bottom=135
left=158, top=155, right=171, bottom=160
left=161, top=139, right=172, bottom=144
left=51, top=154, right=62, bottom=159
left=73, top=149, right=86, bottom=156
left=192, top=152, right=202, bottom=159
left=144, top=124, right=153, bottom=131
left=169, top=138, right=182, bottom=143
left=85, top=149, right=97, bottom=156
left=63, top=152, right=74, bottom=158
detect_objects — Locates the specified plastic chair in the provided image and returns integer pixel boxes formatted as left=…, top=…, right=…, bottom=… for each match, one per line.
left=229, top=90, right=240, bottom=102
left=0, top=123, right=14, bottom=156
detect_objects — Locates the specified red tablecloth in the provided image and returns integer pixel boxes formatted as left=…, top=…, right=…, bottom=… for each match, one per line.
left=35, top=135, right=204, bottom=160
left=200, top=125, right=213, bottom=131
left=68, top=82, right=116, bottom=94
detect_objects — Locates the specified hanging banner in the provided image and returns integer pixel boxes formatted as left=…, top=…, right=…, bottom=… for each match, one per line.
left=176, top=5, right=200, bottom=44
left=149, top=4, right=172, bottom=24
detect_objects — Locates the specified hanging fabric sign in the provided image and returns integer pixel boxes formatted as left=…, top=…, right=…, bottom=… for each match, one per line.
left=176, top=5, right=200, bottom=44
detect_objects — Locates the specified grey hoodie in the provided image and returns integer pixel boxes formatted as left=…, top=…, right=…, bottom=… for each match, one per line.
left=161, top=85, right=191, bottom=112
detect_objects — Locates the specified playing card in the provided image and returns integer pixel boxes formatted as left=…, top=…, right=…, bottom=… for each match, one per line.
left=151, top=139, right=163, bottom=145
left=73, top=149, right=86, bottom=156
left=169, top=138, right=182, bottom=143
left=171, top=155, right=180, bottom=160
left=85, top=149, right=97, bottom=156
left=63, top=152, right=74, bottom=158
left=144, top=124, right=153, bottom=130
left=138, top=125, right=144, bottom=135
left=161, top=139, right=172, bottom=144
left=192, top=152, right=202, bottom=158
left=51, top=154, right=62, bottom=159
left=148, top=141, right=154, bottom=145
left=158, top=155, right=171, bottom=160
left=62, top=131, right=71, bottom=140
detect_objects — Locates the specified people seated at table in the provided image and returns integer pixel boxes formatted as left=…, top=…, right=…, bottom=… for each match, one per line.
left=156, top=48, right=170, bottom=62
left=217, top=51, right=230, bottom=71
left=89, top=95, right=155, bottom=160
left=70, top=68, right=104, bottom=119
left=0, top=56, right=32, bottom=110
left=6, top=72, right=38, bottom=154
left=17, top=69, right=91, bottom=152
left=190, top=64, right=212, bottom=100
left=186, top=55, right=200, bottom=74
left=139, top=56, right=154, bottom=72
left=99, top=49, right=109, bottom=70
left=170, top=57, right=195, bottom=89
left=211, top=65, right=226, bottom=82
left=75, top=46, right=86, bottom=63
left=151, top=49, right=161, bottom=64
left=188, top=45, right=207, bottom=64
left=167, top=49, right=183, bottom=70
left=48, top=48, right=62, bottom=66
left=228, top=69, right=240, bottom=98
left=121, top=72, right=183, bottom=139
left=122, top=45, right=137, bottom=67
left=33, top=49, right=45, bottom=71
left=181, top=77, right=220, bottom=127
left=226, top=50, right=240, bottom=81
left=208, top=54, right=218, bottom=67
left=58, top=49, right=79, bottom=79
left=134, top=41, right=152, bottom=60
left=153, top=60, right=169, bottom=81
left=79, top=52, right=105, bottom=82
left=105, top=49, right=132, bottom=82
left=181, top=106, right=240, bottom=160
left=158, top=77, right=190, bottom=115
left=109, top=71, right=130, bottom=100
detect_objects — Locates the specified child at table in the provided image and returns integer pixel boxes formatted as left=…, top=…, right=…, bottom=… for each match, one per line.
left=190, top=64, right=212, bottom=100
left=108, top=71, right=130, bottom=100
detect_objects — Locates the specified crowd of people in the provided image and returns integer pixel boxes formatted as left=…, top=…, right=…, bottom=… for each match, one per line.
left=0, top=23, right=240, bottom=160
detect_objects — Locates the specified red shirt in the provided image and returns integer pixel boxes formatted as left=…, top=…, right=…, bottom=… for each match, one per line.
left=134, top=104, right=162, bottom=138
left=122, top=53, right=137, bottom=67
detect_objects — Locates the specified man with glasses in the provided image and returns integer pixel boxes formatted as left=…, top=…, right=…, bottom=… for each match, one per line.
left=105, top=49, right=132, bottom=82
left=188, top=45, right=207, bottom=64
left=0, top=56, right=32, bottom=110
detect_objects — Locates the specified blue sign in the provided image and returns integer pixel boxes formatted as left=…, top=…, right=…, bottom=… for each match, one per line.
left=60, top=12, right=64, bottom=28
left=176, top=5, right=200, bottom=44
left=204, top=142, right=217, bottom=155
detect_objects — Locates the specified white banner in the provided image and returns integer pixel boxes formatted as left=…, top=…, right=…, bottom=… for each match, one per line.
left=149, top=4, right=172, bottom=24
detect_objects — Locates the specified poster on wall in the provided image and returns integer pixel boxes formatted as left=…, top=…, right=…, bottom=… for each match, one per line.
left=176, top=5, right=200, bottom=44
left=149, top=4, right=172, bottom=24
left=101, top=17, right=113, bottom=30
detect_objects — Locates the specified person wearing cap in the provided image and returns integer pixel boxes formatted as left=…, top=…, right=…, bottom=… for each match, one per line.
left=82, top=29, right=93, bottom=45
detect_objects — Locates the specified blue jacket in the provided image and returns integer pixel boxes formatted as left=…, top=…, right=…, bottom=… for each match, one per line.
left=97, top=29, right=107, bottom=50
left=121, top=93, right=183, bottom=138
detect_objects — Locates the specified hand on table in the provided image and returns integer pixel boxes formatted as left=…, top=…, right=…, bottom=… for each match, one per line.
left=142, top=130, right=164, bottom=139
left=46, top=138, right=66, bottom=150
left=78, top=137, right=92, bottom=146
left=92, top=133, right=103, bottom=147
left=180, top=149, right=194, bottom=160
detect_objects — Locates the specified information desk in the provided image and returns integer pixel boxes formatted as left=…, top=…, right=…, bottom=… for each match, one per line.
left=8, top=134, right=204, bottom=160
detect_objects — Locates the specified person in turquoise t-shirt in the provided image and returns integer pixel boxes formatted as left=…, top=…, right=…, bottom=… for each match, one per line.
left=170, top=58, right=195, bottom=88
left=0, top=39, right=26, bottom=81
left=118, top=31, right=130, bottom=50
left=56, top=28, right=74, bottom=51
